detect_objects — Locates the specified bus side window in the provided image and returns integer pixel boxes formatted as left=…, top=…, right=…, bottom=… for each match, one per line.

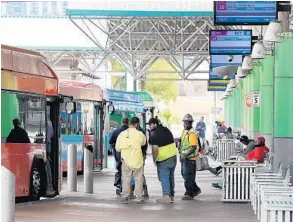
left=17, top=94, right=46, bottom=144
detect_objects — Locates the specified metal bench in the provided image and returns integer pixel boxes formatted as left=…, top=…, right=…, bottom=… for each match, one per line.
left=258, top=187, right=293, bottom=219
left=252, top=167, right=291, bottom=213
left=261, top=198, right=293, bottom=222
left=221, top=160, right=256, bottom=202
left=216, top=139, right=236, bottom=161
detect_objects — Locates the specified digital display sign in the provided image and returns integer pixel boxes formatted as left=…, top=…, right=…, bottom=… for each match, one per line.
left=209, top=30, right=252, bottom=55
left=214, top=1, right=277, bottom=25
left=210, top=55, right=242, bottom=81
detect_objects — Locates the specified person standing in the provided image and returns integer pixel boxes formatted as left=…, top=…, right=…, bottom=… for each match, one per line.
left=179, top=114, right=201, bottom=200
left=115, top=117, right=146, bottom=204
left=148, top=118, right=177, bottom=203
left=109, top=118, right=129, bottom=195
left=129, top=122, right=149, bottom=199
left=195, top=116, right=206, bottom=151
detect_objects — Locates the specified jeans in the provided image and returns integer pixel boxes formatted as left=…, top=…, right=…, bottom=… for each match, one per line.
left=157, top=156, right=177, bottom=196
left=181, top=160, right=201, bottom=197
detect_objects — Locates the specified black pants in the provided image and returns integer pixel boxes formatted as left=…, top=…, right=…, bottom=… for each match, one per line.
left=181, top=160, right=201, bottom=197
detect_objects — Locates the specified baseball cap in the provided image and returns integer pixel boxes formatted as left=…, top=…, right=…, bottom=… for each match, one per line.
left=147, top=118, right=159, bottom=125
left=257, top=136, right=265, bottom=143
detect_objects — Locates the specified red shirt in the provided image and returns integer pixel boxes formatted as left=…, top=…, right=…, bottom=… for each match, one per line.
left=246, top=146, right=270, bottom=162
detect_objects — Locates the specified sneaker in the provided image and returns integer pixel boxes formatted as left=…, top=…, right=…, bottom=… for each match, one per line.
left=129, top=191, right=136, bottom=199
left=121, top=197, right=129, bottom=204
left=170, top=196, right=174, bottom=203
left=156, top=195, right=172, bottom=203
left=212, top=183, right=222, bottom=189
left=194, top=189, right=202, bottom=197
left=136, top=199, right=145, bottom=204
left=181, top=195, right=194, bottom=200
left=116, top=187, right=121, bottom=196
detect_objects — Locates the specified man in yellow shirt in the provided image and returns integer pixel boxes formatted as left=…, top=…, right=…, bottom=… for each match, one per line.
left=179, top=114, right=202, bottom=200
left=116, top=117, right=146, bottom=204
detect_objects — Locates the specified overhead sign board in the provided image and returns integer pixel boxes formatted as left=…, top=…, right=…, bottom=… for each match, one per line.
left=214, top=1, right=278, bottom=25
left=209, top=30, right=252, bottom=55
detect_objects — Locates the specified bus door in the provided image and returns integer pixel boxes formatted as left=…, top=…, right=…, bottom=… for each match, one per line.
left=94, top=103, right=105, bottom=170
left=46, top=97, right=61, bottom=196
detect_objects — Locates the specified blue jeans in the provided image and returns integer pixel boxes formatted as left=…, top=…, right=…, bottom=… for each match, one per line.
left=181, top=160, right=201, bottom=197
left=157, top=156, right=177, bottom=196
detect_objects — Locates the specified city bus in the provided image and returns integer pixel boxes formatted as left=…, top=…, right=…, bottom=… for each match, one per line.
left=58, top=80, right=105, bottom=173
left=103, top=89, right=146, bottom=160
left=1, top=45, right=75, bottom=201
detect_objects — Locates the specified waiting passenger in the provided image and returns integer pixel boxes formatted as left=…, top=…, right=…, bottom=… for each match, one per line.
left=208, top=135, right=255, bottom=176
left=211, top=136, right=268, bottom=189
left=6, top=119, right=30, bottom=143
left=225, top=127, right=234, bottom=139
left=109, top=118, right=129, bottom=195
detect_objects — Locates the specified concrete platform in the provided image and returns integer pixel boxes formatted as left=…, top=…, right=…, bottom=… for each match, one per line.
left=15, top=156, right=258, bottom=222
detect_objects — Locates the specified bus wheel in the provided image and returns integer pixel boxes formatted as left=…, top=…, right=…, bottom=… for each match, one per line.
left=29, top=161, right=45, bottom=201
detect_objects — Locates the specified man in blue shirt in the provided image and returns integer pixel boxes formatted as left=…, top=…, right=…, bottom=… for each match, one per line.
left=195, top=117, right=206, bottom=151
left=109, top=118, right=129, bottom=195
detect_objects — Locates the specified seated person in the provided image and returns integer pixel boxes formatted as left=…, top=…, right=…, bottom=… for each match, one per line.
left=6, top=119, right=30, bottom=143
left=208, top=135, right=255, bottom=176
left=212, top=136, right=269, bottom=189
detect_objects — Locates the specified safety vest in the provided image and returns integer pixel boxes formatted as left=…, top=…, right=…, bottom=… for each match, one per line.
left=180, top=129, right=199, bottom=159
left=157, top=143, right=178, bottom=162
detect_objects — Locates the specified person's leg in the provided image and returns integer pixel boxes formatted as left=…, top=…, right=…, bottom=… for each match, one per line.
left=156, top=161, right=172, bottom=203
left=121, top=163, right=132, bottom=203
left=133, top=166, right=144, bottom=204
left=169, top=157, right=177, bottom=201
left=129, top=176, right=135, bottom=199
left=181, top=160, right=194, bottom=199
left=142, top=174, right=149, bottom=199
left=192, top=160, right=201, bottom=196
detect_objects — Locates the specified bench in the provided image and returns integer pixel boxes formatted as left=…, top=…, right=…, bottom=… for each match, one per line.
left=221, top=160, right=256, bottom=202
left=261, top=198, right=293, bottom=222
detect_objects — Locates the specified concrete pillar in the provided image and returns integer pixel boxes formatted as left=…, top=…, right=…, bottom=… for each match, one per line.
left=272, top=11, right=292, bottom=172
left=84, top=145, right=94, bottom=193
left=1, top=166, right=15, bottom=222
left=67, top=144, right=77, bottom=192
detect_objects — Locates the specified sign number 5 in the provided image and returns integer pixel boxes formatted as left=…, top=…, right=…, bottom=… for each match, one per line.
left=252, top=92, right=260, bottom=107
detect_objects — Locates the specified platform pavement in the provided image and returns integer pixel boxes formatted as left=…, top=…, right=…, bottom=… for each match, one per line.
left=15, top=156, right=258, bottom=222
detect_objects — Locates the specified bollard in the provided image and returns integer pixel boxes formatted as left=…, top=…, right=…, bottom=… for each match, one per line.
left=84, top=144, right=94, bottom=193
left=67, top=144, right=77, bottom=192
left=1, top=166, right=15, bottom=222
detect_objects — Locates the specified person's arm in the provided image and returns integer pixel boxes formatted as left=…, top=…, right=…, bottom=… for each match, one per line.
left=109, top=131, right=116, bottom=146
left=115, top=134, right=122, bottom=152
left=181, top=132, right=198, bottom=160
left=152, top=145, right=159, bottom=163
left=202, top=122, right=206, bottom=131
left=195, top=122, right=201, bottom=131
left=6, top=131, right=12, bottom=143
left=25, top=132, right=31, bottom=143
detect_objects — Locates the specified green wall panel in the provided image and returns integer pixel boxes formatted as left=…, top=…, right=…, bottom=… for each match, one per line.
left=274, top=38, right=293, bottom=137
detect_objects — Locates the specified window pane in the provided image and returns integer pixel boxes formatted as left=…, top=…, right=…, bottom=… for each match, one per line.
left=60, top=102, right=82, bottom=135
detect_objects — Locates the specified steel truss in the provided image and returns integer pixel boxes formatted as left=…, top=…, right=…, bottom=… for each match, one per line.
left=39, top=49, right=105, bottom=79
left=69, top=15, right=239, bottom=81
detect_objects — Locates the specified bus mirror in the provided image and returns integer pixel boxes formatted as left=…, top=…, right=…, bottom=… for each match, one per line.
left=65, top=101, right=76, bottom=114
left=108, top=104, right=115, bottom=114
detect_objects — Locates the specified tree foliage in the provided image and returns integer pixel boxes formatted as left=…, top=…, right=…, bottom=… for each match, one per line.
left=159, top=108, right=179, bottom=128
left=144, top=59, right=179, bottom=102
